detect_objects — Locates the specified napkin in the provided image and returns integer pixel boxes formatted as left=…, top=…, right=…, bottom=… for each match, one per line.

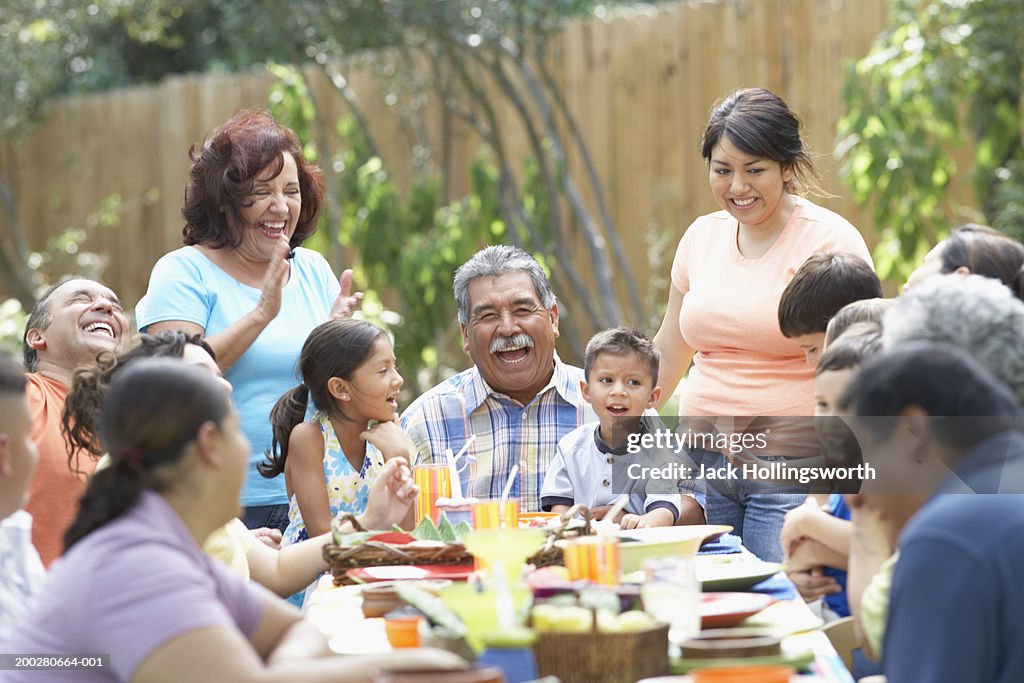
left=697, top=532, right=743, bottom=555
left=748, top=575, right=799, bottom=602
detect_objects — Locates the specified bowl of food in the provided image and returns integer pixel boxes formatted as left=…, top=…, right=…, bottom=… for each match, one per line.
left=617, top=525, right=733, bottom=574
left=681, top=628, right=782, bottom=659
left=360, top=579, right=453, bottom=618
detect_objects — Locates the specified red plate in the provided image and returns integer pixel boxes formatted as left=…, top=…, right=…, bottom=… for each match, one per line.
left=699, top=592, right=775, bottom=629
left=346, top=564, right=475, bottom=583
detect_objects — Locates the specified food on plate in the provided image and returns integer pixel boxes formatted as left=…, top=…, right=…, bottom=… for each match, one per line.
left=530, top=604, right=656, bottom=633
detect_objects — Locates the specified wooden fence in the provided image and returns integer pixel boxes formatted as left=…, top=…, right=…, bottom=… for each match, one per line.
left=1, top=0, right=894, bottom=315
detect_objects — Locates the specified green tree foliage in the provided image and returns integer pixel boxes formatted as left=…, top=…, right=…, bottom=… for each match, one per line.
left=2, top=0, right=641, bottom=378
left=269, top=66, right=553, bottom=391
left=837, top=0, right=1024, bottom=281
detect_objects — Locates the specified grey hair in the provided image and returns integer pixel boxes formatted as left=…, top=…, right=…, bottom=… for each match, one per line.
left=22, top=277, right=77, bottom=372
left=882, top=274, right=1024, bottom=402
left=453, top=246, right=556, bottom=324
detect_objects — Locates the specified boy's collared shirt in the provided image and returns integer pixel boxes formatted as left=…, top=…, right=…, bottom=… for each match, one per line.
left=402, top=357, right=594, bottom=512
left=540, top=418, right=699, bottom=520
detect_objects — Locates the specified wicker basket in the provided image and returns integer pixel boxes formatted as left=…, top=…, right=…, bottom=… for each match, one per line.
left=531, top=617, right=670, bottom=683
left=323, top=507, right=597, bottom=585
left=322, top=514, right=473, bottom=585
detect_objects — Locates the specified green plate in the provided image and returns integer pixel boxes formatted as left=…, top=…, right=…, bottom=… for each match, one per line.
left=670, top=648, right=815, bottom=674
left=697, top=558, right=782, bottom=592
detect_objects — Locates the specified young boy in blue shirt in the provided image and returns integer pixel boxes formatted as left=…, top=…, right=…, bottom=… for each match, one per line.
left=541, top=327, right=700, bottom=528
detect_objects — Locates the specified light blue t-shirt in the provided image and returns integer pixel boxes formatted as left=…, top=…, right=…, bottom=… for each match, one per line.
left=136, top=246, right=340, bottom=506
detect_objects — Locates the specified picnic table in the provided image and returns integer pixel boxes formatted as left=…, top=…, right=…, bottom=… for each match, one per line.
left=303, top=532, right=854, bottom=682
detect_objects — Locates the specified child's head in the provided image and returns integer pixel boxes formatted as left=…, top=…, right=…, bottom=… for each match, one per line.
left=298, top=319, right=400, bottom=422
left=814, top=322, right=883, bottom=417
left=263, top=319, right=399, bottom=477
left=778, top=252, right=882, bottom=366
left=813, top=323, right=882, bottom=474
left=0, top=355, right=36, bottom=520
left=824, top=297, right=893, bottom=347
left=582, top=328, right=661, bottom=431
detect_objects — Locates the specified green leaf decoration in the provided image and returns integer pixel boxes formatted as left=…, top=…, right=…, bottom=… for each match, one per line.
left=411, top=516, right=442, bottom=541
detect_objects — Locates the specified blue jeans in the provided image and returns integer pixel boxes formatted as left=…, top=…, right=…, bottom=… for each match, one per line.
left=241, top=503, right=290, bottom=533
left=691, top=449, right=806, bottom=562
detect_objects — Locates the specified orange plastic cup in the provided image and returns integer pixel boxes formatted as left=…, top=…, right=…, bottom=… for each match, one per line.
left=414, top=465, right=451, bottom=524
left=384, top=616, right=422, bottom=649
left=691, top=664, right=794, bottom=683
left=562, top=536, right=620, bottom=585
left=471, top=499, right=520, bottom=529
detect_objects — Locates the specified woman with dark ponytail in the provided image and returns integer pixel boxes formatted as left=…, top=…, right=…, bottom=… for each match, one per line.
left=59, top=331, right=417, bottom=598
left=6, top=358, right=463, bottom=682
left=64, top=359, right=235, bottom=549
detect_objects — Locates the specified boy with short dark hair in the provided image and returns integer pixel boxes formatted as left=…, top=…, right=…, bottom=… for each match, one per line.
left=541, top=328, right=698, bottom=529
left=778, top=252, right=882, bottom=366
left=0, top=354, right=44, bottom=640
left=782, top=323, right=884, bottom=627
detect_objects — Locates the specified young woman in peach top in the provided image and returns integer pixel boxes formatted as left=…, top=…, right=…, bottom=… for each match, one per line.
left=653, top=88, right=873, bottom=561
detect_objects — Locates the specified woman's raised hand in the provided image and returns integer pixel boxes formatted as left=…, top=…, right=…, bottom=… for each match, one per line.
left=330, top=268, right=365, bottom=319
left=255, top=238, right=291, bottom=323
left=359, top=458, right=419, bottom=530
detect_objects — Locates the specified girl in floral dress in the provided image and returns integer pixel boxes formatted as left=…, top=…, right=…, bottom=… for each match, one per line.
left=261, top=319, right=414, bottom=595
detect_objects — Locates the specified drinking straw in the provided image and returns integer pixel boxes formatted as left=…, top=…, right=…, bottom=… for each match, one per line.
left=492, top=563, right=516, bottom=630
left=445, top=447, right=463, bottom=500
left=503, top=464, right=520, bottom=507
left=452, top=434, right=476, bottom=464
left=499, top=464, right=519, bottom=527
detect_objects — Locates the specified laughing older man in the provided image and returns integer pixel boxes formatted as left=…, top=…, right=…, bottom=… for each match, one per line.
left=21, top=278, right=128, bottom=565
left=403, top=246, right=709, bottom=526
left=401, top=246, right=591, bottom=512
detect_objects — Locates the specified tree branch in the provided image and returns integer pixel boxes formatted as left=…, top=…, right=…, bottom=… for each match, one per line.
left=0, top=166, right=39, bottom=309
left=321, top=60, right=382, bottom=162
left=441, top=40, right=603, bottom=336
left=531, top=36, right=643, bottom=320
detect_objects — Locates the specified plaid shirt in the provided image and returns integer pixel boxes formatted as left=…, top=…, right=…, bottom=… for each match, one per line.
left=401, top=358, right=594, bottom=512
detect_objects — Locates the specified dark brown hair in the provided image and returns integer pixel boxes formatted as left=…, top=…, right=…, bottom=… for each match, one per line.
left=62, top=331, right=216, bottom=466
left=778, top=252, right=882, bottom=337
left=182, top=109, right=324, bottom=250
left=583, top=327, right=660, bottom=385
left=939, top=224, right=1024, bottom=289
left=260, top=319, right=387, bottom=478
left=64, top=359, right=232, bottom=550
left=701, top=87, right=822, bottom=195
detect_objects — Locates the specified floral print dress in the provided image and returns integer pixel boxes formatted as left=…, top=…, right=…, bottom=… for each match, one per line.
left=281, top=411, right=384, bottom=546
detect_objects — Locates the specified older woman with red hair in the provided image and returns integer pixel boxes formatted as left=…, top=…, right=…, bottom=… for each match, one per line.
left=137, top=110, right=362, bottom=532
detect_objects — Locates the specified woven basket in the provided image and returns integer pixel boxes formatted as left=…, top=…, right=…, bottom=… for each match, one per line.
left=527, top=504, right=597, bottom=568
left=322, top=514, right=473, bottom=585
left=323, top=507, right=597, bottom=585
left=532, top=618, right=670, bottom=683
